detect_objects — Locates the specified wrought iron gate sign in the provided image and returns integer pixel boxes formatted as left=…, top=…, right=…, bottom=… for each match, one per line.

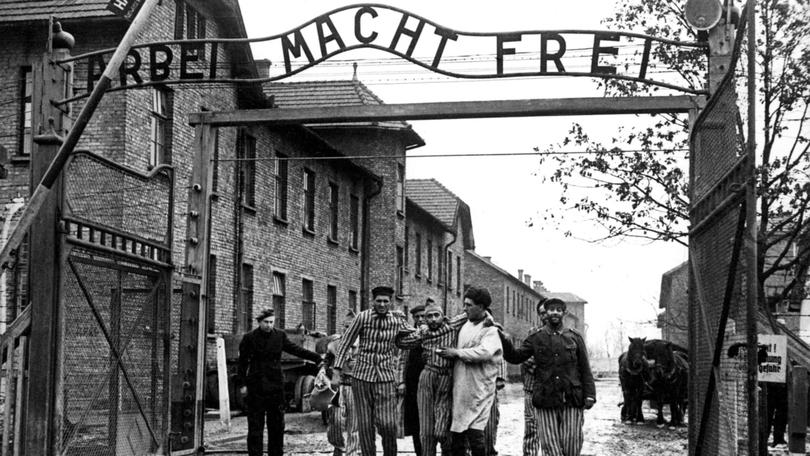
left=60, top=3, right=708, bottom=103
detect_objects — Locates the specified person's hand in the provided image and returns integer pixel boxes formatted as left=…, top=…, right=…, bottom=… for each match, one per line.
left=396, top=382, right=406, bottom=396
left=584, top=397, right=595, bottom=410
left=330, top=370, right=341, bottom=390
left=496, top=377, right=505, bottom=391
left=436, top=347, right=459, bottom=359
left=239, top=386, right=247, bottom=397
left=418, top=323, right=429, bottom=333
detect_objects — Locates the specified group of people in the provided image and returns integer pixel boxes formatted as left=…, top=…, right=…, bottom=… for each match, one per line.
left=237, top=283, right=596, bottom=456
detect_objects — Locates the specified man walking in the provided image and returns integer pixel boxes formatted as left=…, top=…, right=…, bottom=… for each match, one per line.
left=500, top=298, right=596, bottom=456
left=324, top=310, right=359, bottom=456
left=436, top=286, right=503, bottom=456
left=520, top=304, right=547, bottom=456
left=400, top=302, right=427, bottom=455
left=396, top=301, right=469, bottom=456
left=331, top=286, right=409, bottom=456
left=238, top=308, right=323, bottom=456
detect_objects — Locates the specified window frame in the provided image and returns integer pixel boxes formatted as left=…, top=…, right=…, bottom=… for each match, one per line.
left=238, top=132, right=256, bottom=209
left=349, top=194, right=360, bottom=250
left=395, top=164, right=405, bottom=214
left=149, top=88, right=169, bottom=168
left=415, top=233, right=422, bottom=278
left=328, top=182, right=339, bottom=242
left=274, top=153, right=289, bottom=222
left=302, top=168, right=316, bottom=233
left=327, top=285, right=337, bottom=334
left=272, top=272, right=286, bottom=329
left=302, top=278, right=316, bottom=330
left=18, top=66, right=32, bottom=157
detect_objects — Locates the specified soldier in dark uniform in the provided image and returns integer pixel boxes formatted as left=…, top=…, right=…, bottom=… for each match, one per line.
left=499, top=298, right=595, bottom=456
left=238, top=308, right=323, bottom=456
left=400, top=302, right=427, bottom=455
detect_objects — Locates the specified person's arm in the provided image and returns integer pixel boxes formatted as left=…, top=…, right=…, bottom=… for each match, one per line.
left=447, top=313, right=468, bottom=330
left=453, top=327, right=502, bottom=363
left=282, top=332, right=322, bottom=363
left=395, top=326, right=422, bottom=350
left=237, top=334, right=252, bottom=383
left=500, top=332, right=533, bottom=365
left=334, top=312, right=362, bottom=370
left=575, top=332, right=596, bottom=407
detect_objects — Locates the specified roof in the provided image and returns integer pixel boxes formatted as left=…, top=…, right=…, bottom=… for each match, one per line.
left=407, top=179, right=475, bottom=250
left=264, top=80, right=424, bottom=149
left=465, top=250, right=542, bottom=297
left=540, top=291, right=587, bottom=305
left=0, top=0, right=113, bottom=23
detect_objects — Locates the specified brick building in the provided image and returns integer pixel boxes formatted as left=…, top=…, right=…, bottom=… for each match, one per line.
left=403, top=178, right=474, bottom=316
left=464, top=251, right=546, bottom=378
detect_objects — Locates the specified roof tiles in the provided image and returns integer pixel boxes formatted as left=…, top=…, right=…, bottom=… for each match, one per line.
left=0, top=0, right=113, bottom=23
left=405, top=178, right=461, bottom=229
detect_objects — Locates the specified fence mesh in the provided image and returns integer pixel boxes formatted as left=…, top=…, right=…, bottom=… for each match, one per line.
left=688, top=18, right=754, bottom=455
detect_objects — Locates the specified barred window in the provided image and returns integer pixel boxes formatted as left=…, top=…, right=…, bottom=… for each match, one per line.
left=415, top=233, right=422, bottom=278
left=19, top=67, right=32, bottom=156
left=396, top=246, right=404, bottom=296
left=273, top=272, right=286, bottom=329
left=302, top=279, right=315, bottom=330
left=348, top=290, right=357, bottom=313
left=238, top=132, right=256, bottom=208
left=149, top=88, right=170, bottom=167
left=274, top=153, right=288, bottom=220
left=349, top=194, right=360, bottom=249
left=302, top=169, right=316, bottom=231
left=238, top=263, right=253, bottom=332
left=328, top=182, right=339, bottom=241
left=396, top=164, right=405, bottom=213
left=427, top=239, right=433, bottom=282
left=327, top=285, right=337, bottom=334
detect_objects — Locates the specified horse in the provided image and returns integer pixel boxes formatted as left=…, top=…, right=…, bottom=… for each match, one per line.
left=619, top=337, right=649, bottom=424
left=644, top=339, right=688, bottom=428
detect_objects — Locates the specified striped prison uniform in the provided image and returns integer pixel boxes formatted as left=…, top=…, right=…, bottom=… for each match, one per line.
left=334, top=309, right=411, bottom=456
left=484, top=359, right=506, bottom=456
left=396, top=314, right=466, bottom=456
left=533, top=407, right=584, bottom=456
left=328, top=383, right=359, bottom=456
left=522, top=356, right=542, bottom=456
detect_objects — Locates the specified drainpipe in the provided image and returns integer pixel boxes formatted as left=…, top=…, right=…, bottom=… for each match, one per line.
left=360, top=176, right=383, bottom=308
left=0, top=197, right=25, bottom=334
left=442, top=229, right=457, bottom=315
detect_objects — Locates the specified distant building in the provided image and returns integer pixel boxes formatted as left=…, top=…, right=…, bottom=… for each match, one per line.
left=464, top=251, right=546, bottom=379
left=403, top=179, right=474, bottom=316
left=657, top=262, right=689, bottom=348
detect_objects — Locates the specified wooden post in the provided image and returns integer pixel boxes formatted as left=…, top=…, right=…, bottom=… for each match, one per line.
left=788, top=366, right=807, bottom=455
left=171, top=123, right=215, bottom=453
left=13, top=337, right=26, bottom=456
left=215, top=337, right=231, bottom=430
left=2, top=340, right=14, bottom=455
left=24, top=48, right=69, bottom=456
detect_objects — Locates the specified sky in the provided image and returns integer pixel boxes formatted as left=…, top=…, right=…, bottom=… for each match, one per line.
left=237, top=0, right=690, bottom=351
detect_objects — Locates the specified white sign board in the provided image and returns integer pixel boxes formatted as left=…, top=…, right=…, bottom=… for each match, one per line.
left=758, top=334, right=787, bottom=383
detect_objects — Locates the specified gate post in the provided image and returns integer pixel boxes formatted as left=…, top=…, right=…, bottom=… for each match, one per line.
left=788, top=366, right=807, bottom=455
left=171, top=123, right=215, bottom=452
left=24, top=39, right=72, bottom=456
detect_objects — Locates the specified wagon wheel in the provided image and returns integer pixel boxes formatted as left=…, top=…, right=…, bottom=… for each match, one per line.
left=295, top=374, right=316, bottom=413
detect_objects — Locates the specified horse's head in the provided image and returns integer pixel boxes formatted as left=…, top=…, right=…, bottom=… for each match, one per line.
left=627, top=337, right=648, bottom=373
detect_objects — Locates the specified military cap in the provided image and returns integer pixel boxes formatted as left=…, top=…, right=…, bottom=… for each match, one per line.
left=410, top=304, right=426, bottom=315
left=255, top=308, right=274, bottom=321
left=541, top=297, right=566, bottom=310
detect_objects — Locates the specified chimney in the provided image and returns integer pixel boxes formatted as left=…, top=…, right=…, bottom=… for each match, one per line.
left=483, top=256, right=492, bottom=262
left=255, top=59, right=272, bottom=78
left=524, top=274, right=532, bottom=286
left=533, top=280, right=547, bottom=292
left=518, top=269, right=524, bottom=281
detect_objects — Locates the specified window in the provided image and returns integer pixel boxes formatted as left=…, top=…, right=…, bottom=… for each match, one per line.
left=149, top=88, right=170, bottom=167
left=238, top=132, right=256, bottom=208
left=327, top=285, right=337, bottom=334
left=415, top=233, right=422, bottom=277
left=274, top=153, right=288, bottom=220
left=328, top=182, right=339, bottom=241
left=447, top=252, right=453, bottom=291
left=506, top=286, right=511, bottom=316
left=348, top=290, right=357, bottom=313
left=238, top=263, right=254, bottom=332
left=273, top=272, right=286, bottom=329
left=349, top=194, right=360, bottom=249
left=302, top=279, right=315, bottom=330
left=427, top=239, right=433, bottom=282
left=512, top=290, right=516, bottom=315
left=437, top=243, right=443, bottom=286
left=456, top=257, right=461, bottom=296
left=175, top=1, right=207, bottom=42
left=302, top=169, right=316, bottom=231
left=19, top=67, right=32, bottom=156
left=404, top=225, right=410, bottom=271
left=212, top=126, right=219, bottom=193
left=396, top=164, right=405, bottom=213
left=206, top=255, right=217, bottom=334
left=396, top=246, right=404, bottom=296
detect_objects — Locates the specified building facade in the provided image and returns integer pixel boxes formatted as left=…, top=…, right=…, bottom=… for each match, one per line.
left=657, top=261, right=689, bottom=348
left=403, top=178, right=474, bottom=316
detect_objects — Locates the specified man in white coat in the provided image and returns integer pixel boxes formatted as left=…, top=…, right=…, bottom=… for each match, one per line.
left=436, top=286, right=503, bottom=456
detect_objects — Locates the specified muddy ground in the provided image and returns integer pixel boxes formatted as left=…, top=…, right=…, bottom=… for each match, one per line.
left=203, top=376, right=697, bottom=455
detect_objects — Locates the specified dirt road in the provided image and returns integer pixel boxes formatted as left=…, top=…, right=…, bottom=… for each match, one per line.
left=204, top=376, right=689, bottom=455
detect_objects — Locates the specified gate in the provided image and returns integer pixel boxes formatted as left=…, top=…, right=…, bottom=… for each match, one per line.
left=688, top=15, right=757, bottom=456
left=57, top=151, right=174, bottom=456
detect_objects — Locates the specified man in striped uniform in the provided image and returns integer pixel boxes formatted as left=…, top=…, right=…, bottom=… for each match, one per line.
left=520, top=304, right=547, bottom=456
left=500, top=298, right=595, bottom=456
left=331, top=286, right=409, bottom=456
left=399, top=303, right=427, bottom=455
left=396, top=301, right=469, bottom=456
